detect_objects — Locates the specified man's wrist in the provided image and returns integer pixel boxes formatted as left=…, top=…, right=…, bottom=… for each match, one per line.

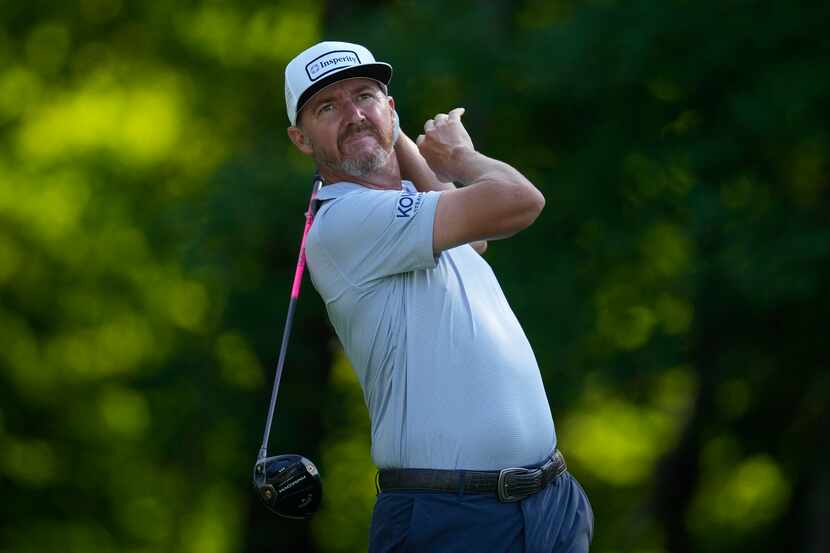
left=449, top=148, right=488, bottom=185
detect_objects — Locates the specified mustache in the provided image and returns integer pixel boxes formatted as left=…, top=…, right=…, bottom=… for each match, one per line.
left=338, top=122, right=383, bottom=148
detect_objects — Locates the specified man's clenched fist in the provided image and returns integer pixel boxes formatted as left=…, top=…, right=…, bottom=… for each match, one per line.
left=416, top=107, right=475, bottom=184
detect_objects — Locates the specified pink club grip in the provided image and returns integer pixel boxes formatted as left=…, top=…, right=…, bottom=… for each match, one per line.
left=290, top=214, right=314, bottom=299
left=289, top=182, right=321, bottom=299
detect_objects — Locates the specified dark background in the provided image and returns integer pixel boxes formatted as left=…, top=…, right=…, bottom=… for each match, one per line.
left=1, top=1, right=828, bottom=552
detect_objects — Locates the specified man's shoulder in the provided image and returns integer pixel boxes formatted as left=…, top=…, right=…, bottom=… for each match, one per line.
left=307, top=187, right=380, bottom=252
left=316, top=181, right=400, bottom=202
left=315, top=185, right=404, bottom=229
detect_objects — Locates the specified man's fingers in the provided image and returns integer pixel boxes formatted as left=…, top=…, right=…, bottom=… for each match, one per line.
left=425, top=109, right=464, bottom=133
left=448, top=107, right=465, bottom=121
left=416, top=134, right=425, bottom=146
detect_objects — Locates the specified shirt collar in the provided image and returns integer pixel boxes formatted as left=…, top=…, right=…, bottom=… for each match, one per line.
left=316, top=180, right=415, bottom=201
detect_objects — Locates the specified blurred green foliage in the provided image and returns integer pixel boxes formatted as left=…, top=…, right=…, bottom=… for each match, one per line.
left=1, top=1, right=828, bottom=552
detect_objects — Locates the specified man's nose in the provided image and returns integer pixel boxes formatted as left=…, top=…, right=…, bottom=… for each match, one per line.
left=341, top=99, right=366, bottom=123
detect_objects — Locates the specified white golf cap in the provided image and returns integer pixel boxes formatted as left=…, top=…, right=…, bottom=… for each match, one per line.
left=284, top=41, right=393, bottom=126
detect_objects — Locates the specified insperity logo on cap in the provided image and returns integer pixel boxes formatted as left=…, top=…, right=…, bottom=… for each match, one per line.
left=284, top=41, right=393, bottom=126
left=306, top=50, right=361, bottom=81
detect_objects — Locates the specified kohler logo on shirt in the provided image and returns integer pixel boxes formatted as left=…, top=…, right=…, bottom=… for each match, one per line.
left=306, top=50, right=360, bottom=81
left=396, top=191, right=424, bottom=218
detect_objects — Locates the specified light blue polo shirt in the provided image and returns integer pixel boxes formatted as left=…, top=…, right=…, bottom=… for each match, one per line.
left=305, top=180, right=556, bottom=470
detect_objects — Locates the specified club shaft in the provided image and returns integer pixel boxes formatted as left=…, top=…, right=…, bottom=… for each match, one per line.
left=258, top=176, right=323, bottom=460
left=258, top=295, right=299, bottom=460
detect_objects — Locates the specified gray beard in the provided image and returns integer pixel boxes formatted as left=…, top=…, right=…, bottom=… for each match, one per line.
left=319, top=144, right=391, bottom=178
left=312, top=112, right=400, bottom=179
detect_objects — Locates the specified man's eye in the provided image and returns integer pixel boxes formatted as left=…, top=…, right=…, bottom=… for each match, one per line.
left=318, top=104, right=334, bottom=114
left=358, top=93, right=373, bottom=101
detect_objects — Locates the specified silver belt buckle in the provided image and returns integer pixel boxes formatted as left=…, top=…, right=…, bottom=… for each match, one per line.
left=497, top=467, right=531, bottom=502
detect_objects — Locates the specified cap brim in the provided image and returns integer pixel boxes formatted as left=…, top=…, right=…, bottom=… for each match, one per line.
left=295, top=63, right=392, bottom=122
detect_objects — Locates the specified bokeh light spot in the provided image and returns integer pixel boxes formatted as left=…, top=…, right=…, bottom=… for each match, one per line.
left=653, top=366, right=697, bottom=414
left=641, top=223, right=693, bottom=279
left=655, top=293, right=693, bottom=335
left=216, top=332, right=263, bottom=390
left=181, top=484, right=242, bottom=553
left=98, top=386, right=150, bottom=437
left=122, top=88, right=182, bottom=163
left=623, top=153, right=695, bottom=203
left=689, top=454, right=791, bottom=534
left=118, top=494, right=172, bottom=542
left=2, top=438, right=57, bottom=486
left=178, top=5, right=321, bottom=66
left=167, top=280, right=209, bottom=331
left=562, top=378, right=689, bottom=486
left=17, top=75, right=184, bottom=166
left=596, top=283, right=656, bottom=350
left=0, top=168, right=91, bottom=244
left=0, top=66, right=42, bottom=122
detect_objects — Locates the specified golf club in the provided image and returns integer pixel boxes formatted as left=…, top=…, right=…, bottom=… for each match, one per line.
left=252, top=174, right=324, bottom=520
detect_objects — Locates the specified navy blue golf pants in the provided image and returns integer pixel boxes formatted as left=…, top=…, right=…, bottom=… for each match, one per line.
left=369, top=471, right=594, bottom=553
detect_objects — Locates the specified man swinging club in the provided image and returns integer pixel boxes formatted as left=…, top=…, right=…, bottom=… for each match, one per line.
left=283, top=41, right=594, bottom=552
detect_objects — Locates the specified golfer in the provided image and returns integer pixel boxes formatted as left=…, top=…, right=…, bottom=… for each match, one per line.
left=284, top=41, right=594, bottom=552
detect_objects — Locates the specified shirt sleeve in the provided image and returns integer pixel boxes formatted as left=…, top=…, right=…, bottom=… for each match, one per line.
left=312, top=188, right=442, bottom=286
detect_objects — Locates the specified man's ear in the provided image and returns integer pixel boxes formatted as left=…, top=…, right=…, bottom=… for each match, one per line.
left=287, top=126, right=313, bottom=155
left=386, top=95, right=398, bottom=131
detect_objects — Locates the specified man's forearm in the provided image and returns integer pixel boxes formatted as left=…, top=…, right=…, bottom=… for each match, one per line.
left=450, top=149, right=537, bottom=197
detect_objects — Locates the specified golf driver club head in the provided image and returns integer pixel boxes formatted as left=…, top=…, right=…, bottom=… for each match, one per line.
left=253, top=454, right=322, bottom=519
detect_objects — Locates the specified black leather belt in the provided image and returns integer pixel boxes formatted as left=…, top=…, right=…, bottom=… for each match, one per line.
left=377, top=450, right=567, bottom=503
